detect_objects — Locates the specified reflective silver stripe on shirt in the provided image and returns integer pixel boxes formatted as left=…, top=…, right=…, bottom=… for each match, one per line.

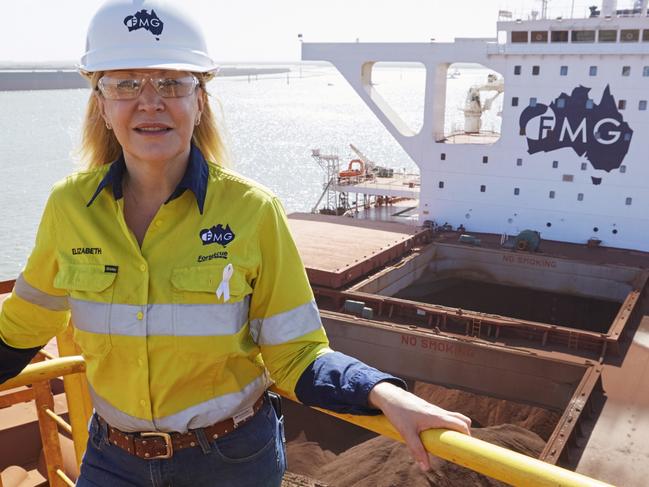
left=14, top=273, right=69, bottom=311
left=153, top=373, right=269, bottom=432
left=89, top=384, right=156, bottom=432
left=250, top=299, right=322, bottom=345
left=69, top=297, right=249, bottom=336
left=89, top=373, right=270, bottom=433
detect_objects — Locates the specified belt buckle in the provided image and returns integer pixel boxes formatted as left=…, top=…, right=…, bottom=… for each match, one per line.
left=140, top=431, right=173, bottom=459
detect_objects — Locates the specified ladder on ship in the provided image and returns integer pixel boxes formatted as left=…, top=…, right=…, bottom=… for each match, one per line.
left=310, top=148, right=340, bottom=213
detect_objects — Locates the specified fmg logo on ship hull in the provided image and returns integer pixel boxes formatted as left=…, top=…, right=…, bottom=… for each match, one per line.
left=518, top=85, right=633, bottom=184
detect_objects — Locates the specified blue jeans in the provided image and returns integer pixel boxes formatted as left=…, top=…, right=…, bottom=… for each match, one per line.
left=76, top=399, right=286, bottom=487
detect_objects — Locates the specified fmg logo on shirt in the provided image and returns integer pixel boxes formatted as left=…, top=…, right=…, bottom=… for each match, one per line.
left=123, top=9, right=164, bottom=39
left=200, top=224, right=235, bottom=247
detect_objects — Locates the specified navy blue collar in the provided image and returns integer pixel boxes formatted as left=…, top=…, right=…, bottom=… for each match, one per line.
left=86, top=144, right=208, bottom=214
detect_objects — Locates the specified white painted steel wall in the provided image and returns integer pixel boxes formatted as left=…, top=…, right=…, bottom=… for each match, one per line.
left=302, top=16, right=649, bottom=252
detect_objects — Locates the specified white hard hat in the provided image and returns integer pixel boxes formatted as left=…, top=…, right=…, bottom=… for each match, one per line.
left=79, top=0, right=218, bottom=74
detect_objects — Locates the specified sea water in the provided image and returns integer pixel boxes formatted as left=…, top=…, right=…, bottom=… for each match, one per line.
left=0, top=64, right=497, bottom=280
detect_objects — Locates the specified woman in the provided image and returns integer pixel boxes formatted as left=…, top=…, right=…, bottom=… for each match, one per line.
left=0, top=1, right=470, bottom=486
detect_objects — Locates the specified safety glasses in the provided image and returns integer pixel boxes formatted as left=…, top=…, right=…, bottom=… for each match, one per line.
left=97, top=74, right=199, bottom=100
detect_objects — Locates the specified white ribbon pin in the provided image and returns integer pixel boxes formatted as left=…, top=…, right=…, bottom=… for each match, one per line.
left=216, top=263, right=234, bottom=302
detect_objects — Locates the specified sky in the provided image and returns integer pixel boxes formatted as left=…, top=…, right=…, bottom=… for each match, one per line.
left=0, top=0, right=626, bottom=65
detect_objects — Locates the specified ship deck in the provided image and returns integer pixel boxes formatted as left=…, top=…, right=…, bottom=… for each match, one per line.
left=575, top=311, right=649, bottom=486
left=287, top=212, right=430, bottom=289
left=288, top=212, right=649, bottom=288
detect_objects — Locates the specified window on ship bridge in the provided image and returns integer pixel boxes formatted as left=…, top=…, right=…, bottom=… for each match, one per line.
left=480, top=185, right=486, bottom=192
left=589, top=66, right=598, bottom=76
left=516, top=158, right=523, bottom=166
left=532, top=65, right=540, bottom=75
left=572, top=30, right=595, bottom=43
left=511, top=31, right=528, bottom=43
left=598, top=30, right=617, bottom=42
left=552, top=161, right=559, bottom=168
left=549, top=191, right=555, bottom=199
left=639, top=100, right=647, bottom=111
left=622, top=66, right=631, bottom=76
left=626, top=197, right=633, bottom=205
left=531, top=31, right=548, bottom=43
left=643, top=66, right=649, bottom=76
left=621, top=29, right=640, bottom=42
left=514, top=188, right=520, bottom=195
left=440, top=153, right=446, bottom=160
left=482, top=156, right=488, bottom=164
left=643, top=30, right=649, bottom=42
left=560, top=66, right=568, bottom=76
left=551, top=31, right=568, bottom=42
left=577, top=193, right=584, bottom=201
left=438, top=181, right=445, bottom=189
left=514, top=65, right=521, bottom=75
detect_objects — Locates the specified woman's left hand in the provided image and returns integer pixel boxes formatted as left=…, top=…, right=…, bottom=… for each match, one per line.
left=368, top=381, right=472, bottom=472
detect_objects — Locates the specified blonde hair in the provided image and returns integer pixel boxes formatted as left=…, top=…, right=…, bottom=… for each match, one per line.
left=80, top=72, right=230, bottom=168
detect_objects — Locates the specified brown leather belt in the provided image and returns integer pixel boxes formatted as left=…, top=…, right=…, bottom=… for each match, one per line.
left=97, top=395, right=265, bottom=460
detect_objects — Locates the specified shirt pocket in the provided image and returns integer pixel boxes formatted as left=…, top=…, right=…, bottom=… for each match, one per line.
left=53, top=264, right=117, bottom=359
left=170, top=264, right=253, bottom=358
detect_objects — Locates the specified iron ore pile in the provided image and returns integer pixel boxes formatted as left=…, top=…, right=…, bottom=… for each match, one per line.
left=282, top=381, right=559, bottom=487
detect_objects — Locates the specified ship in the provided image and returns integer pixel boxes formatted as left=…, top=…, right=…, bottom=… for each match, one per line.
left=2, top=1, right=649, bottom=486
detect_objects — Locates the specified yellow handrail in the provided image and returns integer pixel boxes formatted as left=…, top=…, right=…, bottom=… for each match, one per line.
left=0, top=356, right=85, bottom=392
left=305, top=405, right=614, bottom=487
left=56, top=325, right=94, bottom=467
left=4, top=357, right=613, bottom=487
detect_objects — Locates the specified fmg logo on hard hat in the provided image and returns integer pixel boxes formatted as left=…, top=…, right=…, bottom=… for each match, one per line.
left=123, top=9, right=164, bottom=40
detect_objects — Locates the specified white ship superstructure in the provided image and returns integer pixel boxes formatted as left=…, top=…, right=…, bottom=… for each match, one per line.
left=303, top=0, right=649, bottom=251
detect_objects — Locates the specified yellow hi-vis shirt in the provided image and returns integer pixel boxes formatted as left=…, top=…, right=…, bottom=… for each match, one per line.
left=0, top=151, right=332, bottom=432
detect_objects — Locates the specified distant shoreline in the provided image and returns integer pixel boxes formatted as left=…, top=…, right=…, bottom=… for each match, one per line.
left=0, top=67, right=292, bottom=91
